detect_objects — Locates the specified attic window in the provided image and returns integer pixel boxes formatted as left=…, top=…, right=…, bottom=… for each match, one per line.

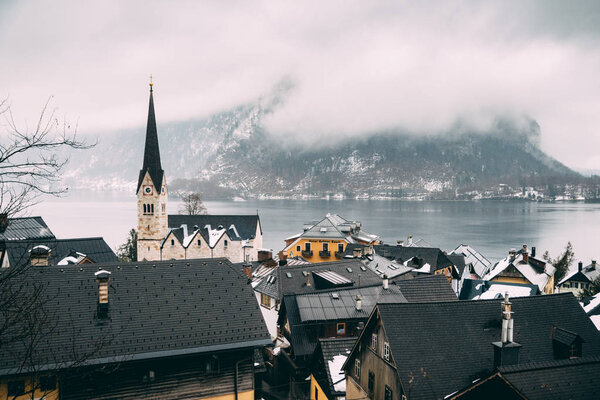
left=171, top=239, right=175, bottom=246
left=224, top=240, right=228, bottom=248
left=286, top=272, right=292, bottom=278
left=383, top=342, right=390, bottom=361
left=197, top=240, right=201, bottom=246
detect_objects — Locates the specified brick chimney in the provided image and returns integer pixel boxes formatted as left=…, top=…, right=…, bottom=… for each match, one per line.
left=493, top=293, right=521, bottom=368
left=592, top=260, right=597, bottom=270
left=278, top=251, right=288, bottom=266
left=305, top=271, right=311, bottom=287
left=352, top=247, right=363, bottom=258
left=522, top=245, right=529, bottom=263
left=95, top=270, right=111, bottom=319
left=258, top=249, right=272, bottom=262
left=397, top=240, right=404, bottom=247
left=509, top=248, right=517, bottom=262
left=243, top=264, right=252, bottom=279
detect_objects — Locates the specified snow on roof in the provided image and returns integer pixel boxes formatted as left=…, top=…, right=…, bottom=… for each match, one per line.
left=484, top=253, right=555, bottom=292
left=451, top=244, right=492, bottom=277
left=182, top=228, right=199, bottom=248
left=229, top=224, right=240, bottom=239
left=327, top=354, right=348, bottom=393
left=584, top=294, right=600, bottom=314
left=205, top=224, right=226, bottom=248
left=413, top=262, right=431, bottom=274
left=31, top=244, right=51, bottom=251
left=475, top=284, right=535, bottom=300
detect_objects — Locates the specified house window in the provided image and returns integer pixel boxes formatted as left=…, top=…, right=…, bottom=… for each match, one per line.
left=305, top=242, right=311, bottom=251
left=296, top=245, right=301, bottom=252
left=161, top=204, right=166, bottom=213
left=354, top=359, right=361, bottom=379
left=39, top=375, right=57, bottom=391
left=323, top=243, right=329, bottom=252
left=337, top=322, right=346, bottom=335
left=197, top=239, right=201, bottom=246
left=371, top=333, right=378, bottom=351
left=385, top=385, right=393, bottom=400
left=338, top=243, right=344, bottom=253
left=261, top=293, right=271, bottom=308
left=368, top=371, right=375, bottom=397
left=384, top=342, right=390, bottom=361
left=315, top=386, right=319, bottom=400
left=570, top=343, right=582, bottom=358
left=7, top=380, right=25, bottom=397
left=224, top=240, right=228, bottom=248
left=171, top=239, right=175, bottom=246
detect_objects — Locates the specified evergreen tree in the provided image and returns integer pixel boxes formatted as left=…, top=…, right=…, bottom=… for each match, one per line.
left=117, top=229, right=137, bottom=262
left=543, top=242, right=575, bottom=284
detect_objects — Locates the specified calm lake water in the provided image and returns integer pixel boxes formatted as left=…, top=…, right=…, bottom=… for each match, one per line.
left=30, top=192, right=600, bottom=265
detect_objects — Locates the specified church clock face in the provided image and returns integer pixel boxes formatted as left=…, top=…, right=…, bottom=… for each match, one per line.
left=144, top=186, right=153, bottom=195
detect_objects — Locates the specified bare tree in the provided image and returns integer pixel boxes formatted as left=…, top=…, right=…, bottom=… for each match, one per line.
left=0, top=96, right=93, bottom=216
left=178, top=192, right=207, bottom=215
left=0, top=96, right=97, bottom=399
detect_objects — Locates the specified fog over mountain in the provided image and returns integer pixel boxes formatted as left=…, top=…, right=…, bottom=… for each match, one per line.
left=1, top=1, right=600, bottom=170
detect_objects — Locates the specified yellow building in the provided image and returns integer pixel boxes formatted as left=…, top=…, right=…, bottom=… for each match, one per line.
left=283, top=214, right=380, bottom=263
left=310, top=338, right=356, bottom=400
left=483, top=245, right=556, bottom=294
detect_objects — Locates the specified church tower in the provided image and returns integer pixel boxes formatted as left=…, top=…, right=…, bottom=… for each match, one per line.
left=136, top=78, right=168, bottom=261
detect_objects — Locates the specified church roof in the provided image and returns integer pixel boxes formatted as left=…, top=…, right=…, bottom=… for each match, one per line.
left=137, top=85, right=164, bottom=193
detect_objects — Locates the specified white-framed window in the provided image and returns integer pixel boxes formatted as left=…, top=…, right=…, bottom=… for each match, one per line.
left=384, top=342, right=390, bottom=361
left=355, top=359, right=361, bottom=379
left=371, top=333, right=378, bottom=351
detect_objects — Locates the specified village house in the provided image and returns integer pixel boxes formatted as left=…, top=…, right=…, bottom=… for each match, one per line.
left=344, top=243, right=463, bottom=292
left=342, top=293, right=600, bottom=400
left=277, top=275, right=457, bottom=399
left=558, top=260, right=599, bottom=295
left=450, top=244, right=493, bottom=280
left=310, top=338, right=356, bottom=400
left=135, top=82, right=262, bottom=263
left=0, top=258, right=270, bottom=400
left=482, top=245, right=556, bottom=294
left=282, top=214, right=380, bottom=263
left=459, top=279, right=539, bottom=300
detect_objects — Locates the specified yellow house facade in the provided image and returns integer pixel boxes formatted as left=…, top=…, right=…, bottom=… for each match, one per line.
left=283, top=214, right=379, bottom=264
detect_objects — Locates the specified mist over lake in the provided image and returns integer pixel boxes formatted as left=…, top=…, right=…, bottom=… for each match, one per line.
left=30, top=191, right=600, bottom=267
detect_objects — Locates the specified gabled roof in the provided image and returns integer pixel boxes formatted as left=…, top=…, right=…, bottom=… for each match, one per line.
left=373, top=244, right=456, bottom=273
left=2, top=237, right=118, bottom=267
left=484, top=250, right=556, bottom=292
left=278, top=259, right=382, bottom=298
left=346, top=294, right=600, bottom=400
left=312, top=338, right=356, bottom=398
left=137, top=87, right=164, bottom=193
left=459, top=279, right=538, bottom=301
left=286, top=213, right=378, bottom=246
left=451, top=356, right=600, bottom=399
left=451, top=244, right=492, bottom=278
left=559, top=262, right=600, bottom=285
left=0, top=216, right=55, bottom=241
left=0, top=258, right=271, bottom=376
left=168, top=215, right=261, bottom=245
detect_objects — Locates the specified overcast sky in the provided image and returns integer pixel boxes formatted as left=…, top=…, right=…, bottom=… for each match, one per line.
left=1, top=1, right=599, bottom=170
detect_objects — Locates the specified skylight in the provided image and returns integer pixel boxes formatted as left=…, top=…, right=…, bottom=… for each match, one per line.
left=286, top=272, right=292, bottom=278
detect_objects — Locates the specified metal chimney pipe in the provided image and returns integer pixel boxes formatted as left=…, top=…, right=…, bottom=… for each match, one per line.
left=383, top=274, right=389, bottom=290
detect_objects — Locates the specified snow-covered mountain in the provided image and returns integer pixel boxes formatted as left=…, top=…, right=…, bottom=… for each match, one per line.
left=63, top=90, right=578, bottom=198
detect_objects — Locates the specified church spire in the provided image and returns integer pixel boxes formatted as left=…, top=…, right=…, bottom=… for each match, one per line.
left=137, top=77, right=164, bottom=193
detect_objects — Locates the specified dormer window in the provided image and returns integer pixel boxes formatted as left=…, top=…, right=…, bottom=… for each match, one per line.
left=552, top=327, right=584, bottom=360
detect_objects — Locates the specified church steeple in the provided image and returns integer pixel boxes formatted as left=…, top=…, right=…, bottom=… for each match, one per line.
left=137, top=77, right=164, bottom=194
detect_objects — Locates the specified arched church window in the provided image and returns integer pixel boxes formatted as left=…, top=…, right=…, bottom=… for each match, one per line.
left=143, top=204, right=147, bottom=213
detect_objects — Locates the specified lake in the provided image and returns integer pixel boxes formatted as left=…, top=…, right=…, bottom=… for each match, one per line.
left=30, top=192, right=600, bottom=265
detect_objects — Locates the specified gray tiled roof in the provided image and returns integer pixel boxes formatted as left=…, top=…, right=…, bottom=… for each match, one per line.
left=498, top=356, right=600, bottom=400
left=0, top=216, right=55, bottom=241
left=278, top=259, right=382, bottom=297
left=3, top=237, right=118, bottom=267
left=372, top=294, right=600, bottom=400
left=374, top=244, right=455, bottom=273
left=395, top=274, right=458, bottom=302
left=0, top=258, right=271, bottom=376
left=313, top=338, right=356, bottom=398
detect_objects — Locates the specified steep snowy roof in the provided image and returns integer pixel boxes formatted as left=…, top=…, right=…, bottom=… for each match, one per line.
left=483, top=251, right=555, bottom=292
left=451, top=244, right=492, bottom=278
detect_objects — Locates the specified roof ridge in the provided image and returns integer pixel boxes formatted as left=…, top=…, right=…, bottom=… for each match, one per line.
left=499, top=355, right=600, bottom=374
left=377, top=293, right=574, bottom=306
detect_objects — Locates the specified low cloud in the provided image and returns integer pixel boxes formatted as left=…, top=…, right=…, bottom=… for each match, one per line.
left=0, top=1, right=599, bottom=169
